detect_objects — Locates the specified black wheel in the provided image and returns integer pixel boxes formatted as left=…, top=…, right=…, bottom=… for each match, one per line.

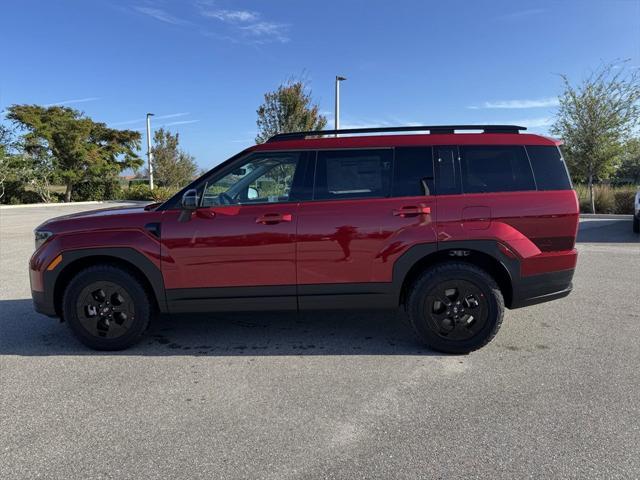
left=633, top=216, right=639, bottom=233
left=62, top=265, right=153, bottom=350
left=406, top=263, right=504, bottom=354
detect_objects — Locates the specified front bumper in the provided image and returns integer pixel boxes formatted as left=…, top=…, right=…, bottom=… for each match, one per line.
left=31, top=289, right=57, bottom=317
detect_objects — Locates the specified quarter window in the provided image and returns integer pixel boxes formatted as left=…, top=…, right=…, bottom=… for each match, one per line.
left=314, top=150, right=392, bottom=200
left=526, top=146, right=572, bottom=190
left=459, top=146, right=535, bottom=193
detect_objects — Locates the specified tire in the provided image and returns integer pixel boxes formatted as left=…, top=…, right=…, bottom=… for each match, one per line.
left=62, top=265, right=153, bottom=350
left=406, top=262, right=504, bottom=354
left=633, top=216, right=639, bottom=233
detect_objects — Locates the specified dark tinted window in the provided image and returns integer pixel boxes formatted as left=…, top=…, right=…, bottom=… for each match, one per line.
left=526, top=146, right=572, bottom=190
left=393, top=147, right=434, bottom=196
left=314, top=149, right=392, bottom=200
left=434, top=146, right=461, bottom=195
left=459, top=146, right=535, bottom=193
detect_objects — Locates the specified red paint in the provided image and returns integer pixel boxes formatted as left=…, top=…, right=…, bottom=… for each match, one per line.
left=160, top=205, right=297, bottom=289
left=30, top=130, right=578, bottom=311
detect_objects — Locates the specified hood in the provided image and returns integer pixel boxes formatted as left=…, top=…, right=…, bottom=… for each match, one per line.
left=37, top=203, right=160, bottom=235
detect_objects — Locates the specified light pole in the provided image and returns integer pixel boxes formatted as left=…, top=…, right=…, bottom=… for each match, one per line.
left=146, top=113, right=154, bottom=190
left=335, top=76, right=347, bottom=132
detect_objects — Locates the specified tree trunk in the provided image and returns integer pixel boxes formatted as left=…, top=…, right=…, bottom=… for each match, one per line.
left=587, top=174, right=595, bottom=214
left=64, top=182, right=73, bottom=203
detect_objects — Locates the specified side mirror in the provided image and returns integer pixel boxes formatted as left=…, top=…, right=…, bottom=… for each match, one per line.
left=247, top=187, right=258, bottom=200
left=181, top=189, right=199, bottom=210
left=179, top=189, right=198, bottom=222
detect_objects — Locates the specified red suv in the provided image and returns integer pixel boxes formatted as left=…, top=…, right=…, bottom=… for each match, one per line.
left=30, top=125, right=578, bottom=353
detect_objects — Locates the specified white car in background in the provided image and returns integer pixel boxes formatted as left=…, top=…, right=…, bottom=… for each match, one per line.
left=634, top=190, right=640, bottom=233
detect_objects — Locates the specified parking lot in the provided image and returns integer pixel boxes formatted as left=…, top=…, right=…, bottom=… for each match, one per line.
left=1, top=203, right=639, bottom=479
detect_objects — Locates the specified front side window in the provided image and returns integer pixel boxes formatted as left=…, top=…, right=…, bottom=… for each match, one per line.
left=200, top=152, right=301, bottom=207
left=459, top=146, right=535, bottom=193
left=314, top=149, right=392, bottom=200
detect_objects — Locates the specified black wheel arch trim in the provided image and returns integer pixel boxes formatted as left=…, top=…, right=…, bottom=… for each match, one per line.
left=391, top=240, right=519, bottom=308
left=44, top=247, right=168, bottom=317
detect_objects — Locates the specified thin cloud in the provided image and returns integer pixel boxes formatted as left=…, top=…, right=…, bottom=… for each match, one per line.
left=468, top=97, right=560, bottom=109
left=110, top=112, right=190, bottom=127
left=201, top=9, right=258, bottom=23
left=162, top=119, right=199, bottom=127
left=505, top=117, right=554, bottom=129
left=196, top=1, right=289, bottom=43
left=133, top=6, right=190, bottom=26
left=495, top=8, right=547, bottom=21
left=240, top=22, right=289, bottom=43
left=43, top=97, right=100, bottom=107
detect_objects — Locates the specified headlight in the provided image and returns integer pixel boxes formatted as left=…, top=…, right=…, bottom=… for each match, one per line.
left=34, top=230, right=53, bottom=250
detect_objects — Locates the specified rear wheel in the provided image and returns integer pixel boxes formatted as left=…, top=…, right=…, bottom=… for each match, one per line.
left=62, top=265, right=153, bottom=350
left=406, top=263, right=504, bottom=354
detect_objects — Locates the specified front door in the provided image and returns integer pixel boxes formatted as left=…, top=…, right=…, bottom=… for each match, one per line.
left=160, top=151, right=309, bottom=312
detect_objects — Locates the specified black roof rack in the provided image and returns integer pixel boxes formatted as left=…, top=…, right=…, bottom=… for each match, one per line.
left=267, top=125, right=527, bottom=143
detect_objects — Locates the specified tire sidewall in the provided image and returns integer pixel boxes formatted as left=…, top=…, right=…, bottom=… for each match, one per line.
left=410, top=265, right=503, bottom=353
left=63, top=267, right=151, bottom=350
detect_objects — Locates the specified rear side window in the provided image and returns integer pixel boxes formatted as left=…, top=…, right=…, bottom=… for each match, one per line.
left=434, top=146, right=461, bottom=195
left=459, top=146, right=535, bottom=193
left=393, top=147, right=434, bottom=196
left=526, top=146, right=572, bottom=190
left=314, top=149, right=392, bottom=200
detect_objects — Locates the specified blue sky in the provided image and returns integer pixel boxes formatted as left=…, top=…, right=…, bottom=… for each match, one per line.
left=2, top=0, right=639, bottom=169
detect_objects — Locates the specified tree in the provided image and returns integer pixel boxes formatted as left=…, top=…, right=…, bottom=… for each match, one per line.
left=551, top=62, right=640, bottom=213
left=7, top=105, right=142, bottom=202
left=149, top=128, right=198, bottom=188
left=0, top=125, right=15, bottom=200
left=614, top=138, right=640, bottom=184
left=255, top=79, right=327, bottom=144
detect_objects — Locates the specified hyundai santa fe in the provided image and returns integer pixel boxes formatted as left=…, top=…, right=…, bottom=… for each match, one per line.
left=30, top=125, right=579, bottom=353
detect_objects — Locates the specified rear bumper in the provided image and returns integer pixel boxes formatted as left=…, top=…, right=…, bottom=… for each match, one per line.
left=510, top=268, right=574, bottom=309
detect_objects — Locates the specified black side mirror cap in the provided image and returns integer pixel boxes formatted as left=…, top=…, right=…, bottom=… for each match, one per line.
left=181, top=189, right=199, bottom=210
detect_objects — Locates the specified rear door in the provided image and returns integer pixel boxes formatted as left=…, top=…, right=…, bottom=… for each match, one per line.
left=296, top=147, right=437, bottom=309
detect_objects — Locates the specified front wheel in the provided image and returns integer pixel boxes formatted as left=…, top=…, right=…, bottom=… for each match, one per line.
left=406, top=263, right=504, bottom=354
left=62, top=265, right=153, bottom=350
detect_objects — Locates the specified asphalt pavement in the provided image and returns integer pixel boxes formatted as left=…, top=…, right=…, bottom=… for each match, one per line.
left=1, top=204, right=639, bottom=479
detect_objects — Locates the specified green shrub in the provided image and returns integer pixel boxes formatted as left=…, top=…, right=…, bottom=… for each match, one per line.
left=73, top=179, right=122, bottom=201
left=121, top=185, right=177, bottom=202
left=124, top=184, right=153, bottom=201
left=612, top=185, right=637, bottom=215
left=1, top=181, right=25, bottom=204
left=150, top=186, right=178, bottom=202
left=574, top=184, right=633, bottom=214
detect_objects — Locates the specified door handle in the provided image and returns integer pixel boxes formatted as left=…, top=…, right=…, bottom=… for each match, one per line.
left=256, top=213, right=293, bottom=225
left=392, top=206, right=431, bottom=217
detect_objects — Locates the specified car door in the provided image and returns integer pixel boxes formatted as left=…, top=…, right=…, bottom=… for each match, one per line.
left=296, top=147, right=437, bottom=309
left=160, top=151, right=311, bottom=313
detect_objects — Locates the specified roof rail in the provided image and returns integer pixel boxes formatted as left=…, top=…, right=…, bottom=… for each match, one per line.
left=266, top=125, right=527, bottom=143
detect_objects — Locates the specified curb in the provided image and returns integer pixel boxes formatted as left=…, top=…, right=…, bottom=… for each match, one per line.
left=580, top=213, right=633, bottom=219
left=0, top=200, right=150, bottom=210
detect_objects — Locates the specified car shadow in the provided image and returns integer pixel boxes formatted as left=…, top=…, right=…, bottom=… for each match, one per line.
left=577, top=217, right=639, bottom=244
left=0, top=299, right=446, bottom=357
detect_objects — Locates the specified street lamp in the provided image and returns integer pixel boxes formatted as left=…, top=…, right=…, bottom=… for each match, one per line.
left=146, top=113, right=155, bottom=190
left=335, top=75, right=347, bottom=132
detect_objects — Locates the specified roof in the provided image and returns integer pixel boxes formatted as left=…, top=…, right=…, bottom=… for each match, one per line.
left=253, top=132, right=561, bottom=152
